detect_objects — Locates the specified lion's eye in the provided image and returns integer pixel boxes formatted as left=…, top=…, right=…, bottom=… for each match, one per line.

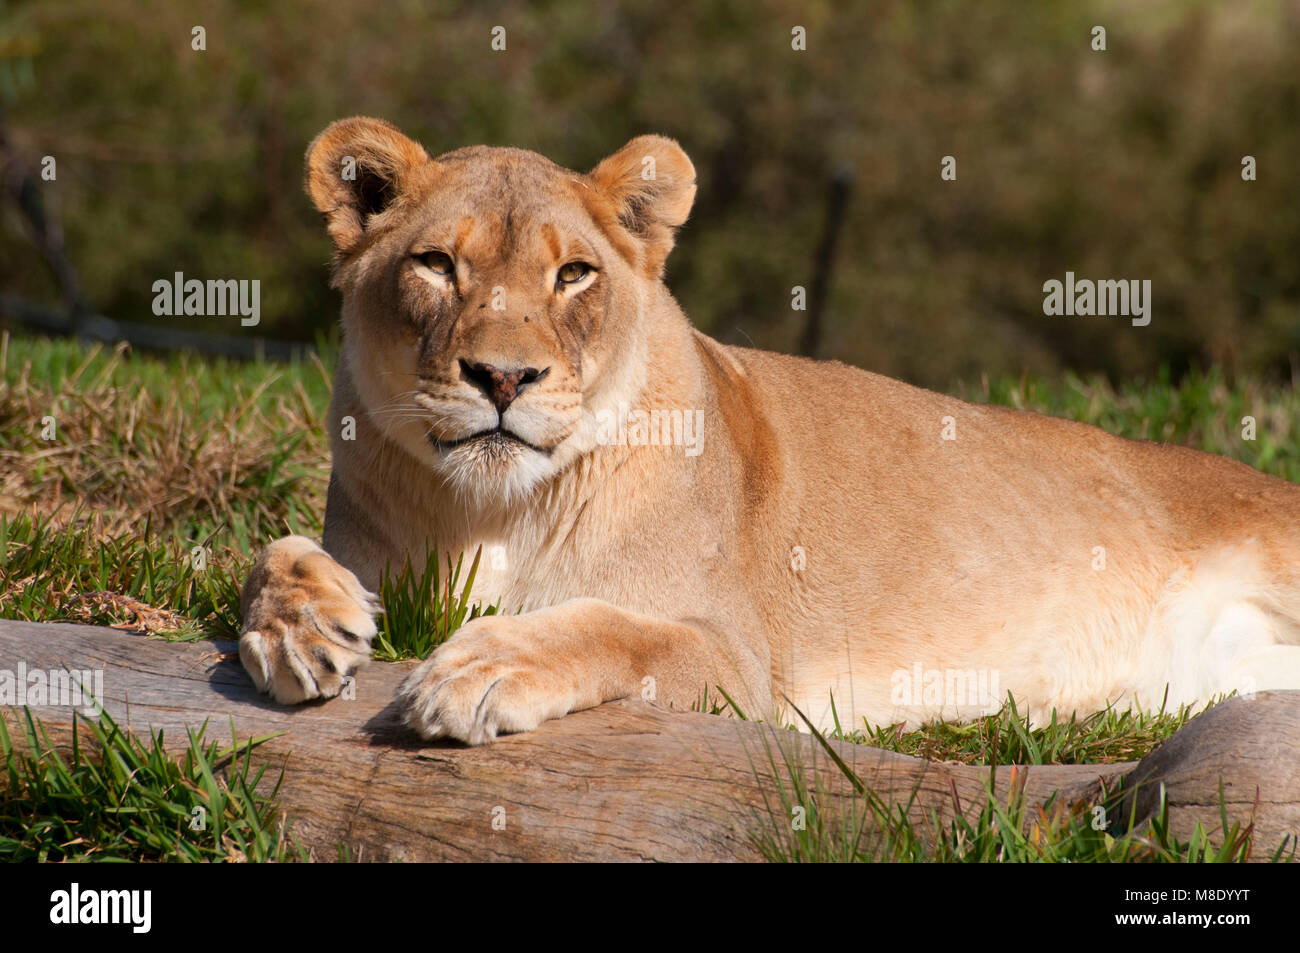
left=556, top=261, right=592, bottom=286
left=420, top=251, right=456, bottom=277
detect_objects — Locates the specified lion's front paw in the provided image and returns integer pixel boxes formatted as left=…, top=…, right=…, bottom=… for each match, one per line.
left=396, top=616, right=578, bottom=745
left=239, top=535, right=381, bottom=704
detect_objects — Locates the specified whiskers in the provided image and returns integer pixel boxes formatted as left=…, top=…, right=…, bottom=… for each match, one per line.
left=367, top=389, right=467, bottom=438
left=367, top=389, right=425, bottom=424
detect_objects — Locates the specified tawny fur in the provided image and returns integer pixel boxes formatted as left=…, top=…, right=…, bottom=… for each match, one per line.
left=239, top=117, right=1300, bottom=744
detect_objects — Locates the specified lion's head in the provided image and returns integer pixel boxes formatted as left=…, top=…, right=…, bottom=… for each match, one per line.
left=305, top=118, right=697, bottom=503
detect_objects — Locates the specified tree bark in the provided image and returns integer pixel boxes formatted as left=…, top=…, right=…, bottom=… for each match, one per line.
left=1, top=620, right=1296, bottom=861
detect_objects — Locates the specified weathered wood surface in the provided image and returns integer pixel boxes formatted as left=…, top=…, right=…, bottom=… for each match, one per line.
left=1, top=620, right=1296, bottom=860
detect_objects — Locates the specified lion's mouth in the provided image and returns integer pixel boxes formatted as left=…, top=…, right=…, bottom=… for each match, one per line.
left=429, top=427, right=551, bottom=455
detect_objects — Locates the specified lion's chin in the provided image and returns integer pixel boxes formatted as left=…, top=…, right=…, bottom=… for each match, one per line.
left=432, top=433, right=554, bottom=505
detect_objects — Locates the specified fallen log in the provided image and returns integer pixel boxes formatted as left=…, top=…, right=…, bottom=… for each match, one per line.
left=0, top=620, right=1296, bottom=861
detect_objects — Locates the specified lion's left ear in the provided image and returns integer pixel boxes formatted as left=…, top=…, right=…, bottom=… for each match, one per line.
left=585, top=135, right=696, bottom=278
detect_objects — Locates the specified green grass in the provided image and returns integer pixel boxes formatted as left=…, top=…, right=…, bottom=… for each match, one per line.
left=0, top=706, right=299, bottom=862
left=1, top=509, right=244, bottom=639
left=372, top=543, right=499, bottom=661
left=704, top=688, right=1195, bottom=768
left=960, top=367, right=1300, bottom=481
left=835, top=693, right=1201, bottom=766
left=750, top=711, right=1296, bottom=863
left=0, top=333, right=333, bottom=423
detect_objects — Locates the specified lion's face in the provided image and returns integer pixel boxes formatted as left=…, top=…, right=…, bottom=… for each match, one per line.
left=305, top=119, right=696, bottom=503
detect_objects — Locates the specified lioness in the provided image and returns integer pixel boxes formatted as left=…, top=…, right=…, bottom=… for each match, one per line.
left=239, top=117, right=1300, bottom=744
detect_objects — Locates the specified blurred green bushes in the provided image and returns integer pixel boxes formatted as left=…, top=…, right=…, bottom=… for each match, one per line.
left=3, top=0, right=1299, bottom=388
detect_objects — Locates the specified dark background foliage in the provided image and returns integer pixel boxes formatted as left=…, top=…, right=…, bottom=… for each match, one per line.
left=3, top=0, right=1299, bottom=389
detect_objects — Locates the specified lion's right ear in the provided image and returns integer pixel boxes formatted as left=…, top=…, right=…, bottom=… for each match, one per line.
left=304, top=117, right=430, bottom=253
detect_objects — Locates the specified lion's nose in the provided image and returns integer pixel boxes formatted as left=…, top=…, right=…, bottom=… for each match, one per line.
left=459, top=360, right=547, bottom=414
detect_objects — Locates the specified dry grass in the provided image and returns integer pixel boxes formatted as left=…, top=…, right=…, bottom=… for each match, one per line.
left=0, top=332, right=330, bottom=544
